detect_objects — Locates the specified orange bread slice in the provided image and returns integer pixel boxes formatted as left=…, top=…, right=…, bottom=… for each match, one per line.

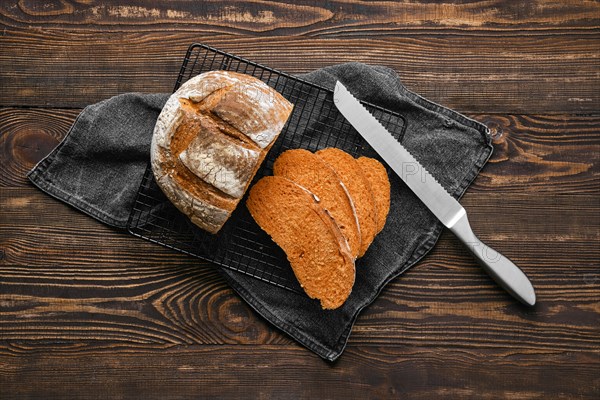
left=316, top=148, right=378, bottom=257
left=246, top=176, right=355, bottom=309
left=273, top=149, right=361, bottom=259
left=357, top=157, right=391, bottom=234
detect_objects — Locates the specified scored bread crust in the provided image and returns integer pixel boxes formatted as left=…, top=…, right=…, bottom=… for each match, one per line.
left=357, top=157, right=391, bottom=234
left=246, top=176, right=355, bottom=310
left=316, top=148, right=379, bottom=257
left=273, top=149, right=361, bottom=259
left=151, top=70, right=293, bottom=233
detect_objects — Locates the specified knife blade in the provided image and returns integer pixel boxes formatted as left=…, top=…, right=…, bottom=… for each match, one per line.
left=333, top=81, right=536, bottom=306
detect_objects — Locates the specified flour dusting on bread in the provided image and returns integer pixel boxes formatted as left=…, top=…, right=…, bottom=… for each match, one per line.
left=151, top=70, right=293, bottom=234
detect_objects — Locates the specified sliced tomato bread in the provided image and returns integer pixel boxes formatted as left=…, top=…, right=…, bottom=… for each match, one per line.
left=273, top=149, right=361, bottom=259
left=246, top=176, right=355, bottom=310
left=316, top=148, right=378, bottom=257
left=357, top=156, right=391, bottom=233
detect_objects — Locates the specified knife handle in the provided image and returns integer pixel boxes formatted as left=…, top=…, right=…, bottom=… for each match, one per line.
left=449, top=214, right=536, bottom=306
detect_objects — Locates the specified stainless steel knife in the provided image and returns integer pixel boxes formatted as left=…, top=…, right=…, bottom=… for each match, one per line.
left=333, top=81, right=536, bottom=306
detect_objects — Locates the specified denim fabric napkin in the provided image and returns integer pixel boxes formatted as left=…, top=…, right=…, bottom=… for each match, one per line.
left=28, top=62, right=492, bottom=361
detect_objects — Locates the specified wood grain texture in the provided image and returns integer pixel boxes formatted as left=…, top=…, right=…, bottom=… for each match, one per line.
left=1, top=1, right=599, bottom=398
left=2, top=187, right=599, bottom=266
left=1, top=187, right=598, bottom=351
left=2, top=109, right=598, bottom=192
left=0, top=31, right=599, bottom=112
left=476, top=114, right=600, bottom=193
left=1, top=0, right=598, bottom=33
left=0, top=108, right=79, bottom=187
left=1, top=346, right=598, bottom=400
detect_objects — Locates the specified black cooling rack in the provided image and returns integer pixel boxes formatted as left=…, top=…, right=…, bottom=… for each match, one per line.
left=127, top=43, right=407, bottom=293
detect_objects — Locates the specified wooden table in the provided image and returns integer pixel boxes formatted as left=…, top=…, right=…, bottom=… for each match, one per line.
left=1, top=1, right=598, bottom=398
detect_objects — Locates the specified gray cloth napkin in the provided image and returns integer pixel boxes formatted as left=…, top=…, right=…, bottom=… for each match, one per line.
left=28, top=63, right=492, bottom=361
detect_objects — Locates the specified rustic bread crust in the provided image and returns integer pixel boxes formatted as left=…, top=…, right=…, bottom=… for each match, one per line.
left=273, top=149, right=361, bottom=259
left=247, top=176, right=355, bottom=310
left=178, top=114, right=261, bottom=198
left=151, top=70, right=293, bottom=233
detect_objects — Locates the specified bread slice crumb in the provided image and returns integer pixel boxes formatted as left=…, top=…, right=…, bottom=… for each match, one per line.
left=273, top=149, right=361, bottom=259
left=247, top=176, right=355, bottom=310
left=357, top=156, right=391, bottom=234
left=316, top=148, right=378, bottom=257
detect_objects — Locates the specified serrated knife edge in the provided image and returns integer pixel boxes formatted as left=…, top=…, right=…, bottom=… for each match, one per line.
left=333, top=81, right=536, bottom=306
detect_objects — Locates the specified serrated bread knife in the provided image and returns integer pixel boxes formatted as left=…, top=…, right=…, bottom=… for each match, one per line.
left=334, top=81, right=536, bottom=306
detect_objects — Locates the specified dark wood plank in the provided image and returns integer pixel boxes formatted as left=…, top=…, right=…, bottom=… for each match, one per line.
left=1, top=186, right=598, bottom=351
left=474, top=114, right=600, bottom=193
left=1, top=0, right=598, bottom=33
left=1, top=187, right=598, bottom=267
left=0, top=30, right=598, bottom=112
left=1, top=258, right=598, bottom=350
left=1, top=2, right=598, bottom=397
left=0, top=346, right=598, bottom=400
left=0, top=108, right=79, bottom=187
left=2, top=109, right=598, bottom=192
left=0, top=263, right=287, bottom=346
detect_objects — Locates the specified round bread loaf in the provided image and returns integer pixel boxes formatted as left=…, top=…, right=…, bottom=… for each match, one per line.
left=151, top=70, right=294, bottom=233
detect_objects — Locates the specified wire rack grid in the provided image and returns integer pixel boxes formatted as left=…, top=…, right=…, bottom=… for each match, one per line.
left=127, top=43, right=407, bottom=293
